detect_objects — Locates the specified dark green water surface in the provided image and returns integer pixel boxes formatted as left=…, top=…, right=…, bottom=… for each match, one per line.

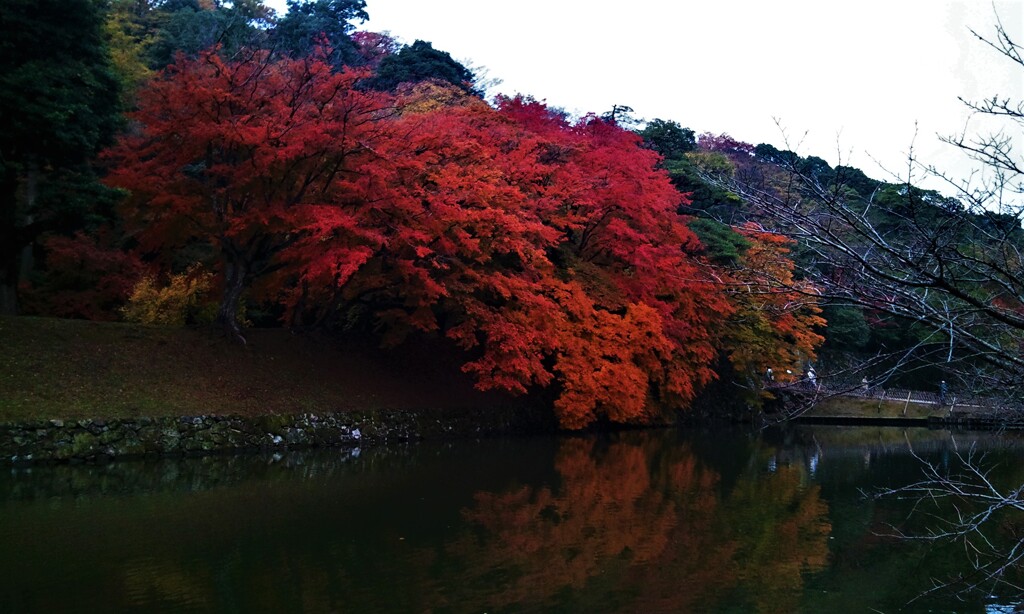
left=3, top=425, right=1024, bottom=613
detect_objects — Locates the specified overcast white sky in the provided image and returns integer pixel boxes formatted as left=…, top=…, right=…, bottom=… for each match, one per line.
left=268, top=0, right=1024, bottom=188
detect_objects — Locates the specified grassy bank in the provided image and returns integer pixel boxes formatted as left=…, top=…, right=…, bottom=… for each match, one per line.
left=799, top=395, right=947, bottom=420
left=0, top=316, right=523, bottom=424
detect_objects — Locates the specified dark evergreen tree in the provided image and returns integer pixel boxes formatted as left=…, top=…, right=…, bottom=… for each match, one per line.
left=797, top=155, right=834, bottom=186
left=272, top=0, right=367, bottom=67
left=371, top=40, right=477, bottom=94
left=819, top=305, right=869, bottom=350
left=663, top=159, right=745, bottom=222
left=639, top=118, right=696, bottom=161
left=832, top=165, right=881, bottom=200
left=0, top=0, right=123, bottom=313
left=146, top=0, right=273, bottom=69
left=686, top=218, right=749, bottom=266
left=753, top=143, right=797, bottom=167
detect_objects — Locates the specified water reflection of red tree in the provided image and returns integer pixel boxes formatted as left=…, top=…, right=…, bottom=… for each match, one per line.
left=445, top=435, right=832, bottom=612
left=455, top=437, right=679, bottom=604
left=48, top=436, right=833, bottom=612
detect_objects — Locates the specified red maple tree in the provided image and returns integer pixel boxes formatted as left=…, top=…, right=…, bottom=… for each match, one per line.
left=283, top=95, right=731, bottom=426
left=105, top=47, right=394, bottom=341
left=107, top=49, right=800, bottom=427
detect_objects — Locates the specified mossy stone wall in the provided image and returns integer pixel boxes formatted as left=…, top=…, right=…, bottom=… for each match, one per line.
left=1, top=407, right=555, bottom=464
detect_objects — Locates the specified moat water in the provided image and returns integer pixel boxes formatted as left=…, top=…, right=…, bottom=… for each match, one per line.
left=3, top=424, right=1024, bottom=613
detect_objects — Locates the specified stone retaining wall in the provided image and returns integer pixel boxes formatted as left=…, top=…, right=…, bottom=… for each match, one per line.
left=0, top=406, right=555, bottom=464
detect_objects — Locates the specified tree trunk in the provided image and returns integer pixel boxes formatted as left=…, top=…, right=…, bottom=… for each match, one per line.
left=216, top=255, right=248, bottom=344
left=0, top=278, right=16, bottom=315
left=0, top=164, right=37, bottom=315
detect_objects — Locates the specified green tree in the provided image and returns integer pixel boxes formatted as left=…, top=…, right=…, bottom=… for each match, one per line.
left=371, top=40, right=477, bottom=94
left=820, top=305, right=869, bottom=350
left=272, top=0, right=367, bottom=67
left=145, top=0, right=273, bottom=69
left=663, top=157, right=744, bottom=222
left=753, top=143, right=798, bottom=167
left=0, top=0, right=123, bottom=313
left=686, top=218, right=749, bottom=266
left=639, top=118, right=696, bottom=161
left=832, top=164, right=881, bottom=200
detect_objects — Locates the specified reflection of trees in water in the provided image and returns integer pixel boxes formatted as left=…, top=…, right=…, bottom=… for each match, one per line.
left=1, top=435, right=832, bottom=612
left=441, top=434, right=832, bottom=612
left=447, top=437, right=681, bottom=609
left=623, top=440, right=738, bottom=613
left=19, top=430, right=1024, bottom=611
left=724, top=463, right=831, bottom=614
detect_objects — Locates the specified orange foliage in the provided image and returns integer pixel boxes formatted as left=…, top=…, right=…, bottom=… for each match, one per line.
left=107, top=47, right=816, bottom=427
left=440, top=434, right=831, bottom=612
left=451, top=437, right=685, bottom=609
left=281, top=95, right=730, bottom=427
left=723, top=224, right=826, bottom=382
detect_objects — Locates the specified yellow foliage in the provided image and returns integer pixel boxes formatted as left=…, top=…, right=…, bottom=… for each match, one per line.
left=686, top=151, right=736, bottom=178
left=122, top=265, right=217, bottom=326
left=104, top=1, right=155, bottom=98
left=395, top=80, right=485, bottom=115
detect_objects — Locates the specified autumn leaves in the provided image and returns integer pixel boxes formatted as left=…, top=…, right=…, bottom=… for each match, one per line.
left=105, top=49, right=822, bottom=427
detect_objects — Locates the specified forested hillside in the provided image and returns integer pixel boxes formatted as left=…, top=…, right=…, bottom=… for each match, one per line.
left=3, top=0, right=1020, bottom=426
left=640, top=116, right=1024, bottom=400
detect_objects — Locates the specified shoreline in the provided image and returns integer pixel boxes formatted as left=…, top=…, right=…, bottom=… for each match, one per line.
left=1, top=405, right=557, bottom=465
